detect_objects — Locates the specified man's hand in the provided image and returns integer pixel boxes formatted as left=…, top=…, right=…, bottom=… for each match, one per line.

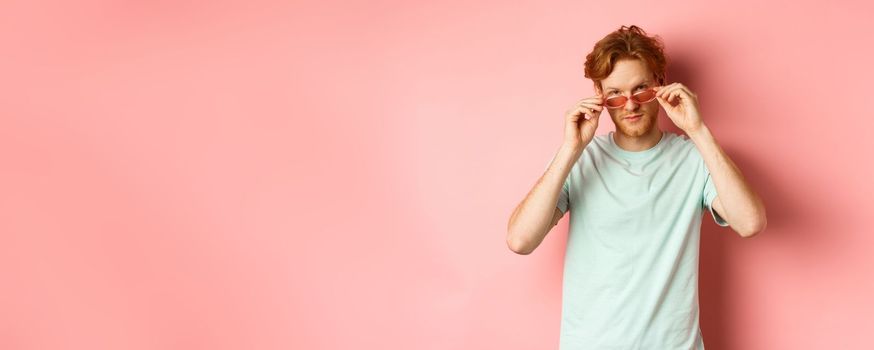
left=563, top=94, right=605, bottom=151
left=654, top=83, right=704, bottom=135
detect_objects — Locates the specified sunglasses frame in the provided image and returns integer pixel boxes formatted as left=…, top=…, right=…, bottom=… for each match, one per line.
left=602, top=87, right=658, bottom=109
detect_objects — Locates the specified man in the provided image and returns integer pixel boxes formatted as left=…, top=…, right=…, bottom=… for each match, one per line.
left=505, top=25, right=767, bottom=349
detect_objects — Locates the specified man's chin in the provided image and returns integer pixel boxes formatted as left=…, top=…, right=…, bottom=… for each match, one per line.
left=615, top=118, right=654, bottom=137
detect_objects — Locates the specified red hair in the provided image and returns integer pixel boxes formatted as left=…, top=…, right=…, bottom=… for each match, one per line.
left=584, top=25, right=668, bottom=92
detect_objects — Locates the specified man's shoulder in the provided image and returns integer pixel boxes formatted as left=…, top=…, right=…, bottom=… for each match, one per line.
left=592, top=132, right=612, bottom=144
left=662, top=131, right=698, bottom=151
left=659, top=132, right=708, bottom=172
left=588, top=132, right=616, bottom=150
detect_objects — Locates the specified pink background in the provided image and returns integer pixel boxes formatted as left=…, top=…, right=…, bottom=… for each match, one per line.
left=2, top=1, right=872, bottom=349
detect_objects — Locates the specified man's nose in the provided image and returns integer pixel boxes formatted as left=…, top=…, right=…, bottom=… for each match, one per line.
left=624, top=97, right=639, bottom=111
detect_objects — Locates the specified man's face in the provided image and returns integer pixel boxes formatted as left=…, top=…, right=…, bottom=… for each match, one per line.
left=597, top=59, right=660, bottom=138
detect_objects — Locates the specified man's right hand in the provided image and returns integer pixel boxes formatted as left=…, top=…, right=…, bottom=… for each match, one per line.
left=563, top=93, right=605, bottom=150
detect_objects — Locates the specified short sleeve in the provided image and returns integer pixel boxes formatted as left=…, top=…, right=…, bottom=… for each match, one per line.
left=544, top=156, right=571, bottom=214
left=557, top=179, right=570, bottom=214
left=702, top=164, right=730, bottom=227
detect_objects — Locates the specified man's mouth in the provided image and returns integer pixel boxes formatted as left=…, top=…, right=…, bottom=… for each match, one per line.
left=624, top=114, right=643, bottom=120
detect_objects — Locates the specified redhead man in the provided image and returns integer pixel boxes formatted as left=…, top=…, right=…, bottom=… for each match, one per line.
left=506, top=25, right=767, bottom=349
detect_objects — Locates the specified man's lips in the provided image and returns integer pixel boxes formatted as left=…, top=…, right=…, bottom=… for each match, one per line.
left=624, top=114, right=643, bottom=120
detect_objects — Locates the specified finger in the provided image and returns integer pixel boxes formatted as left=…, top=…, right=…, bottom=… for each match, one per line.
left=584, top=106, right=602, bottom=120
left=579, top=94, right=604, bottom=102
left=669, top=88, right=695, bottom=104
left=662, top=84, right=696, bottom=102
left=669, top=90, right=681, bottom=104
left=572, top=106, right=594, bottom=120
left=654, top=83, right=668, bottom=97
left=582, top=97, right=604, bottom=106
left=656, top=83, right=679, bottom=99
left=655, top=94, right=674, bottom=109
left=582, top=107, right=597, bottom=120
left=656, top=85, right=670, bottom=98
left=658, top=85, right=683, bottom=103
left=676, top=86, right=697, bottom=99
left=580, top=103, right=603, bottom=112
left=674, top=83, right=690, bottom=91
left=573, top=99, right=602, bottom=111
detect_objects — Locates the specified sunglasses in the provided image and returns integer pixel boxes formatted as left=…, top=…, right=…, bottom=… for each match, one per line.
left=602, top=87, right=658, bottom=109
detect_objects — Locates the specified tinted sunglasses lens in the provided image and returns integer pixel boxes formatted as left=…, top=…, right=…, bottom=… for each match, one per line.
left=633, top=90, right=656, bottom=103
left=604, top=96, right=626, bottom=108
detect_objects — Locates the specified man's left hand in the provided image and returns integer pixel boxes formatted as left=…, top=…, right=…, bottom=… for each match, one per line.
left=654, top=83, right=704, bottom=135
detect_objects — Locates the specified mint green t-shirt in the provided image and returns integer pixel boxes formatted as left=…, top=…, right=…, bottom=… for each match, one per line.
left=548, top=131, right=728, bottom=350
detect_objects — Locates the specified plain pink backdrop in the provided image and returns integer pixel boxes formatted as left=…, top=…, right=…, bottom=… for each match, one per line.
left=2, top=0, right=872, bottom=349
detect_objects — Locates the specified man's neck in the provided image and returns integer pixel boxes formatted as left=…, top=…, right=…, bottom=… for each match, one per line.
left=613, top=127, right=663, bottom=152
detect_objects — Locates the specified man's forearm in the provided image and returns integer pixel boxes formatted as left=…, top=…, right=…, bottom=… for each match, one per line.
left=688, top=125, right=767, bottom=235
left=507, top=143, right=582, bottom=254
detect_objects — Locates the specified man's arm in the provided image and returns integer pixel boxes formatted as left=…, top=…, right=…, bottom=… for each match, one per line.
left=689, top=125, right=767, bottom=237
left=506, top=144, right=579, bottom=254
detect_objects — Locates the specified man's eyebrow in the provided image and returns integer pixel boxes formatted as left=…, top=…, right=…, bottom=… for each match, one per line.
left=605, top=81, right=651, bottom=91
